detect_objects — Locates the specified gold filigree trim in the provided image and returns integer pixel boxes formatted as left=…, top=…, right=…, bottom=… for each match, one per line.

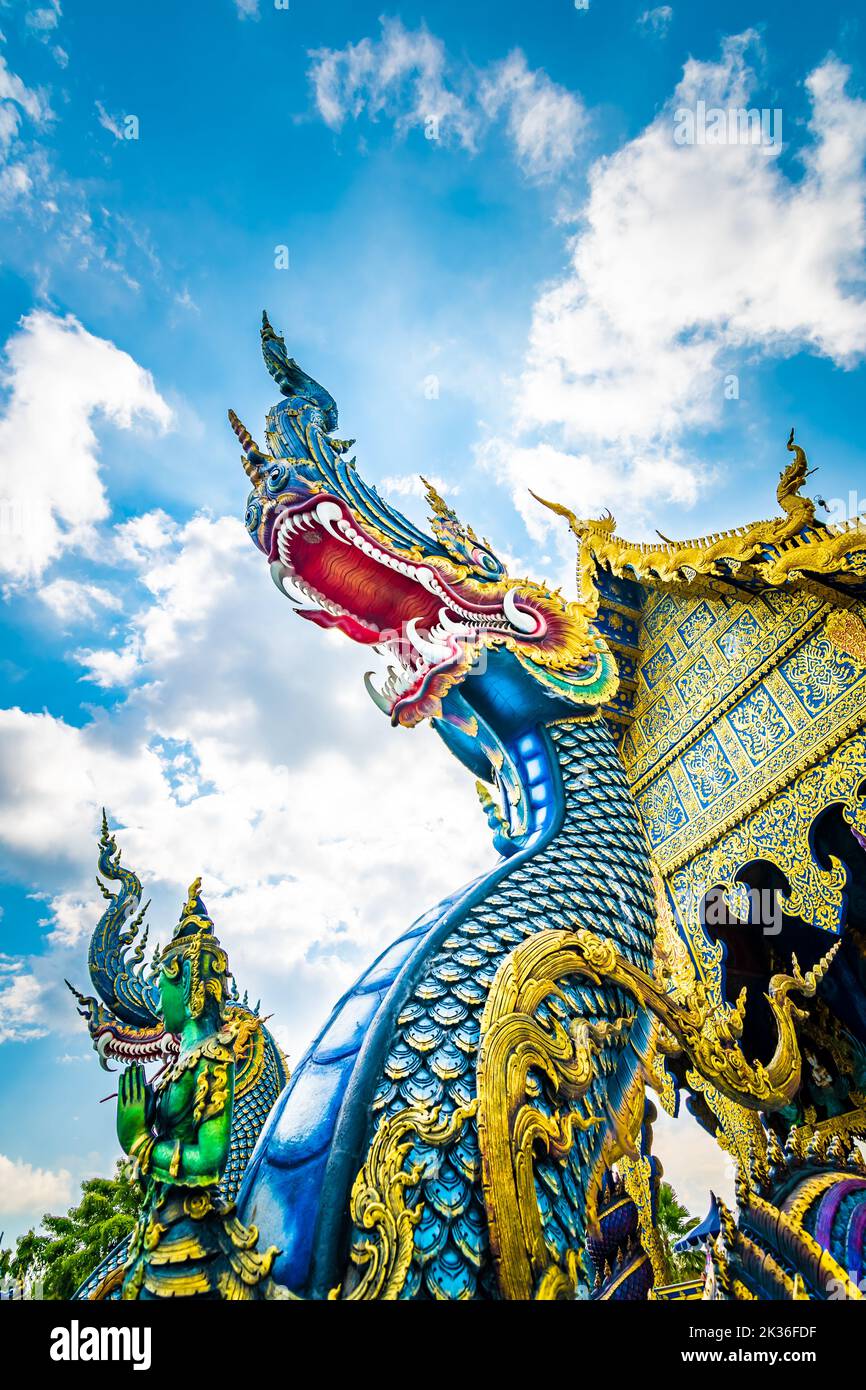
left=331, top=1100, right=476, bottom=1301
left=476, top=931, right=631, bottom=1300
left=619, top=1154, right=668, bottom=1285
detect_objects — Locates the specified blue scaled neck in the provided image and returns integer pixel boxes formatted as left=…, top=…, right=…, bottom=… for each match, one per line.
left=238, top=682, right=665, bottom=1304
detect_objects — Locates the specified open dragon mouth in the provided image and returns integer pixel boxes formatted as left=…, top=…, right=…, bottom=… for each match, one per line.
left=269, top=495, right=547, bottom=726
left=91, top=1023, right=179, bottom=1069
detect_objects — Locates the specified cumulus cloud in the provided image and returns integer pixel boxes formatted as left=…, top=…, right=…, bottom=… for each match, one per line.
left=477, top=437, right=703, bottom=557
left=517, top=36, right=866, bottom=452
left=0, top=508, right=493, bottom=1058
left=380, top=472, right=458, bottom=498
left=0, top=311, right=173, bottom=584
left=39, top=579, right=122, bottom=625
left=0, top=1152, right=71, bottom=1215
left=477, top=34, right=866, bottom=552
left=308, top=18, right=585, bottom=179
left=0, top=956, right=47, bottom=1043
left=479, top=51, right=586, bottom=179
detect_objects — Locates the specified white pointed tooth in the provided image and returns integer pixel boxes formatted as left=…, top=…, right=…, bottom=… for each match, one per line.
left=437, top=606, right=471, bottom=636
left=270, top=563, right=316, bottom=608
left=315, top=500, right=350, bottom=543
left=503, top=587, right=540, bottom=634
left=416, top=567, right=437, bottom=591
left=406, top=617, right=451, bottom=664
left=364, top=672, right=391, bottom=713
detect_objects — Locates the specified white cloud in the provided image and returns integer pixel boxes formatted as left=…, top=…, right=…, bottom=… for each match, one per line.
left=25, top=2, right=62, bottom=36
left=39, top=579, right=121, bottom=624
left=0, top=1152, right=71, bottom=1215
left=0, top=49, right=50, bottom=162
left=517, top=37, right=866, bottom=453
left=0, top=511, right=493, bottom=1058
left=653, top=1106, right=736, bottom=1216
left=479, top=51, right=586, bottom=178
left=0, top=42, right=162, bottom=292
left=0, top=957, right=47, bottom=1043
left=0, top=311, right=173, bottom=584
left=77, top=514, right=247, bottom=685
left=112, top=508, right=178, bottom=566
left=474, top=35, right=866, bottom=552
left=380, top=472, right=458, bottom=498
left=638, top=6, right=673, bottom=37
left=478, top=436, right=704, bottom=556
left=94, top=100, right=125, bottom=141
left=308, top=18, right=585, bottom=179
left=0, top=159, right=31, bottom=203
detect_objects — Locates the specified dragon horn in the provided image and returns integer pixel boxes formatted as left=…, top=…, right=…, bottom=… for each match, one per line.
left=227, top=409, right=267, bottom=486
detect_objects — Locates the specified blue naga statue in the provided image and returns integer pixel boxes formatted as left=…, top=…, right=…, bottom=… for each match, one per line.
left=215, top=314, right=866, bottom=1301
left=73, top=313, right=866, bottom=1301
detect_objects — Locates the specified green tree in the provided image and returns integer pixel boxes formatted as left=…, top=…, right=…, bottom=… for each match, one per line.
left=656, top=1181, right=706, bottom=1282
left=5, top=1160, right=140, bottom=1299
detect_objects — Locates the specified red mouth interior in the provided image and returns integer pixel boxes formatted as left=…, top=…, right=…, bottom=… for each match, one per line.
left=292, top=530, right=443, bottom=640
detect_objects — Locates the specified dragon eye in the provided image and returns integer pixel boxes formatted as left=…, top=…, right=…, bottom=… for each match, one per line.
left=245, top=497, right=263, bottom=533
left=473, top=548, right=502, bottom=575
left=266, top=464, right=292, bottom=494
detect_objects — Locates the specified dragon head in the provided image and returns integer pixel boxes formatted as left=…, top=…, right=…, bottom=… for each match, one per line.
left=233, top=314, right=617, bottom=739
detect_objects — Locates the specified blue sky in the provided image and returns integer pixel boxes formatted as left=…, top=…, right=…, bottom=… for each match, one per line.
left=0, top=0, right=864, bottom=1238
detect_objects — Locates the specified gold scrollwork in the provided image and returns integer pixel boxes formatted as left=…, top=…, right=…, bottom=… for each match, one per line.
left=476, top=931, right=632, bottom=1300
left=332, top=1100, right=476, bottom=1301
left=618, top=1152, right=668, bottom=1285
left=475, top=920, right=836, bottom=1300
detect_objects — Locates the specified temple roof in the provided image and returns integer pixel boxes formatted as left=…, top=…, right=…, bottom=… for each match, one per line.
left=673, top=1192, right=721, bottom=1252
left=540, top=432, right=866, bottom=605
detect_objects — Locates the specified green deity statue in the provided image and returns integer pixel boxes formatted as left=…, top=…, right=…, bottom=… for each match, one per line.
left=116, top=881, right=288, bottom=1299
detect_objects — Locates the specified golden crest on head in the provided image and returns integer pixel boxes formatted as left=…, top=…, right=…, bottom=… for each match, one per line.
left=160, top=878, right=229, bottom=1018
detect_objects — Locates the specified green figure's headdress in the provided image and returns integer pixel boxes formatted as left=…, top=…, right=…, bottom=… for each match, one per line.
left=159, top=879, right=229, bottom=1020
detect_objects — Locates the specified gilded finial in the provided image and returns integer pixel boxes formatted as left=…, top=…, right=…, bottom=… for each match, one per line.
left=184, top=876, right=203, bottom=917
left=528, top=491, right=583, bottom=538
left=777, top=427, right=816, bottom=523
left=527, top=492, right=611, bottom=612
